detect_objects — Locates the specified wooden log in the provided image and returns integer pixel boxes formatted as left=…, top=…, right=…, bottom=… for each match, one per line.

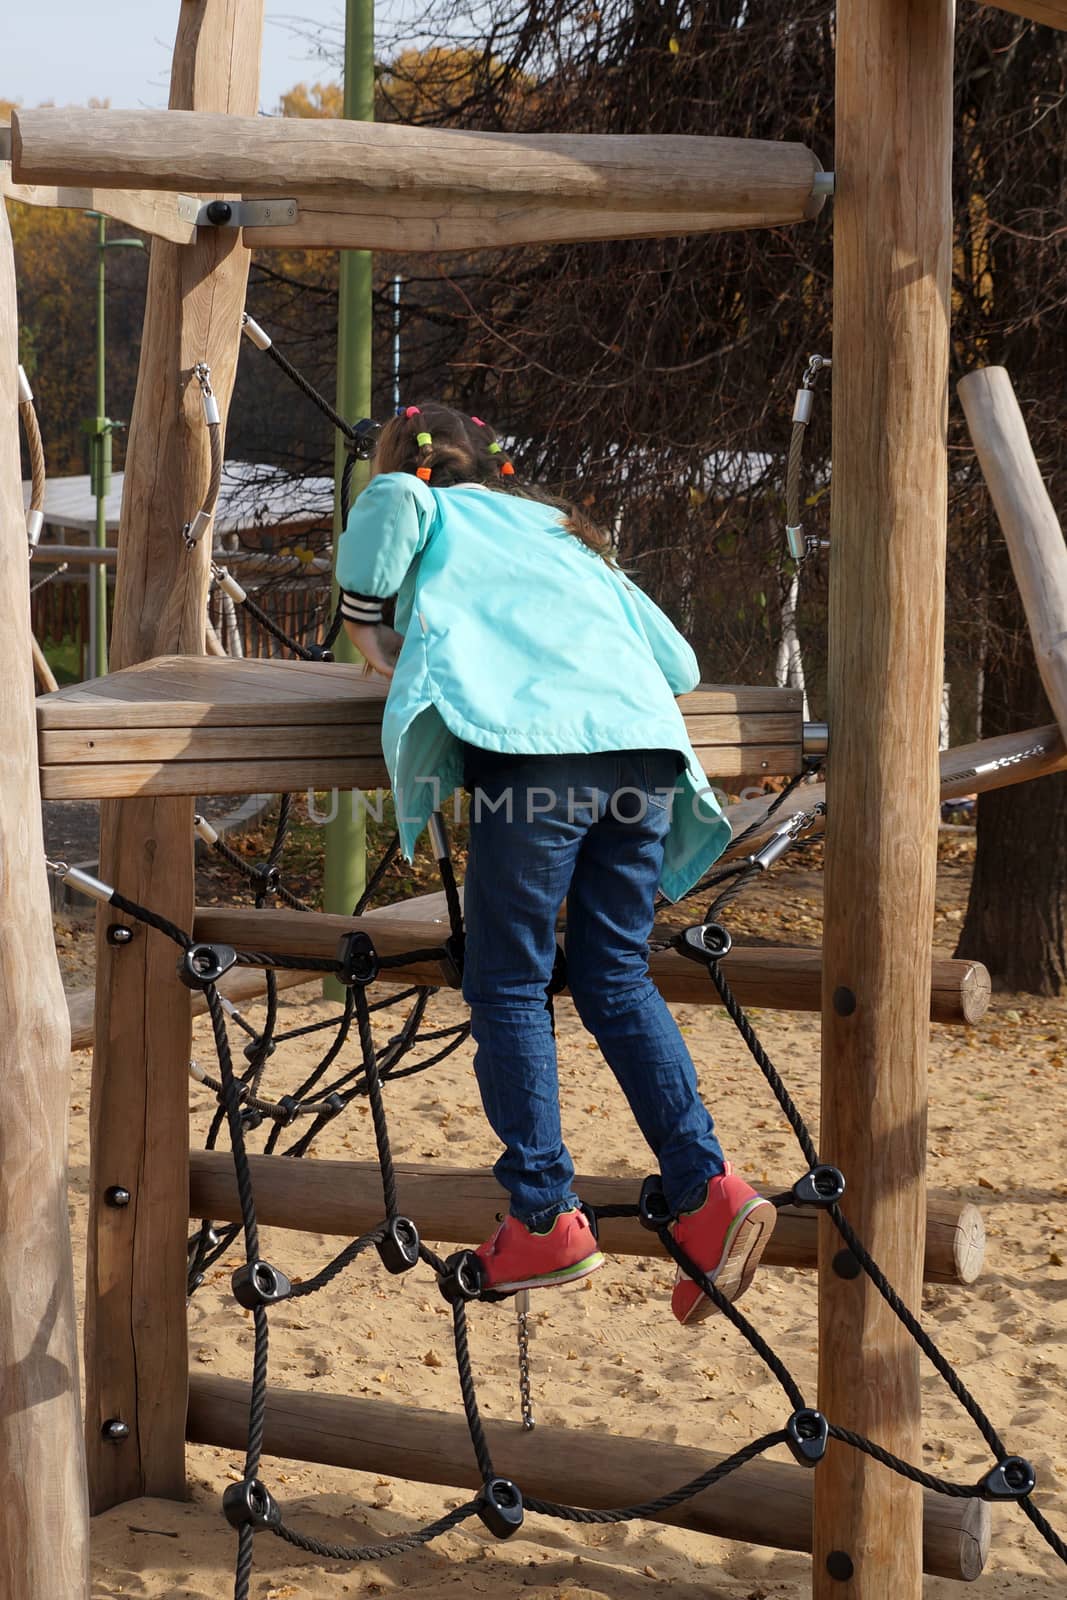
left=815, top=3, right=954, bottom=1596
left=959, top=367, right=1067, bottom=742
left=11, top=109, right=827, bottom=247
left=84, top=0, right=264, bottom=1517
left=977, top=0, right=1067, bottom=28
left=0, top=181, right=90, bottom=1600
left=187, top=1151, right=985, bottom=1285
left=31, top=631, right=59, bottom=692
left=191, top=907, right=989, bottom=1025
left=0, top=165, right=197, bottom=244
left=185, top=1375, right=989, bottom=1582
left=250, top=193, right=815, bottom=252
left=66, top=965, right=318, bottom=1053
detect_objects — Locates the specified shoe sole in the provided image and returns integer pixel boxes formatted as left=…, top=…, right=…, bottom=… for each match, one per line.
left=676, top=1197, right=777, bottom=1325
left=487, top=1250, right=605, bottom=1296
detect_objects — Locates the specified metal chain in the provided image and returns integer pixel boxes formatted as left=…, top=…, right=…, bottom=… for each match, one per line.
left=515, top=1290, right=535, bottom=1431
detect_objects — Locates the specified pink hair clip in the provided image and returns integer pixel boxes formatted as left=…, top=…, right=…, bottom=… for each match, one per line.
left=471, top=416, right=486, bottom=427
left=405, top=405, right=421, bottom=418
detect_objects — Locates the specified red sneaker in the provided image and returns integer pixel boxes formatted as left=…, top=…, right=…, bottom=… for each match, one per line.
left=670, top=1166, right=777, bottom=1325
left=475, top=1208, right=605, bottom=1295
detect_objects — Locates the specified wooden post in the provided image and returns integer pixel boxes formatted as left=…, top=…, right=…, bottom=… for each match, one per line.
left=958, top=366, right=1067, bottom=741
left=0, top=198, right=90, bottom=1597
left=84, top=0, right=263, bottom=1513
left=815, top=2, right=954, bottom=1596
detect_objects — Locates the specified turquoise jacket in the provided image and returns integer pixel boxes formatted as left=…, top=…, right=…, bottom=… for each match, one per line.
left=335, top=472, right=731, bottom=901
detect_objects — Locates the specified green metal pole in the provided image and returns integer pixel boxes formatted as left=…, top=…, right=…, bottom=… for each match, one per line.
left=323, top=0, right=374, bottom=990
left=92, top=213, right=108, bottom=678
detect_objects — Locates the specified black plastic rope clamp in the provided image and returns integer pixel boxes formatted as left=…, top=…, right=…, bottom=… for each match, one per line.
left=252, top=863, right=280, bottom=893
left=303, top=642, right=334, bottom=662
left=477, top=1477, right=524, bottom=1539
left=677, top=923, right=733, bottom=964
left=376, top=1216, right=421, bottom=1275
left=792, top=1165, right=847, bottom=1210
left=786, top=1408, right=829, bottom=1466
left=231, top=1259, right=293, bottom=1309
left=437, top=1249, right=484, bottom=1305
left=348, top=417, right=383, bottom=460
left=243, top=1037, right=276, bottom=1064
left=978, top=1456, right=1036, bottom=1501
left=178, top=942, right=238, bottom=990
left=222, top=1478, right=282, bottom=1531
left=336, top=930, right=379, bottom=986
left=638, top=1174, right=674, bottom=1232
left=276, top=1093, right=299, bottom=1126
left=437, top=931, right=465, bottom=988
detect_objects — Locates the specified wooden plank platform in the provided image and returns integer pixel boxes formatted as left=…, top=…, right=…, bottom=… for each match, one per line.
left=36, top=656, right=804, bottom=800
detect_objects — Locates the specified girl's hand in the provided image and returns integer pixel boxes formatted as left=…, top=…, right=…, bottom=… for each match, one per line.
left=344, top=621, right=403, bottom=680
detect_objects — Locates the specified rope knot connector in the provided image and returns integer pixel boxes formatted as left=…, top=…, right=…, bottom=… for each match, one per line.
left=676, top=923, right=732, bottom=965
left=437, top=1249, right=484, bottom=1305
left=637, top=1174, right=674, bottom=1232
left=178, top=943, right=238, bottom=990
left=979, top=1456, right=1036, bottom=1501
left=791, top=1165, right=847, bottom=1210
left=222, top=1478, right=282, bottom=1532
left=476, top=1477, right=524, bottom=1539
left=336, top=930, right=380, bottom=986
left=376, top=1216, right=421, bottom=1276
left=231, top=1259, right=293, bottom=1310
left=786, top=1409, right=829, bottom=1467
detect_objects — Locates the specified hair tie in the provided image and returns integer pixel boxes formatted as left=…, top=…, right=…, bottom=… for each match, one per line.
left=470, top=416, right=486, bottom=427
left=487, top=441, right=502, bottom=454
left=500, top=461, right=515, bottom=476
left=405, top=405, right=421, bottom=418
left=416, top=466, right=433, bottom=481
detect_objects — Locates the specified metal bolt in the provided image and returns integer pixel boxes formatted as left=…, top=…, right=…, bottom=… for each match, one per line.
left=102, top=1418, right=130, bottom=1442
left=104, top=1185, right=131, bottom=1208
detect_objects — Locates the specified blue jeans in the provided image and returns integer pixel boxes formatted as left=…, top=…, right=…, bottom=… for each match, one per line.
left=460, top=746, right=725, bottom=1229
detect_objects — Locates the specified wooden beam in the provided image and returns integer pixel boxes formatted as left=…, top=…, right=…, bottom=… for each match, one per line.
left=0, top=177, right=90, bottom=1600
left=975, top=0, right=1067, bottom=29
left=84, top=0, right=264, bottom=1517
left=66, top=965, right=317, bottom=1053
left=723, top=722, right=1067, bottom=861
left=250, top=194, right=817, bottom=252
left=11, top=109, right=827, bottom=248
left=188, top=1151, right=986, bottom=1285
left=185, top=1375, right=989, bottom=1582
left=190, top=907, right=990, bottom=1025
left=816, top=2, right=954, bottom=1596
left=0, top=164, right=197, bottom=245
left=958, top=367, right=1067, bottom=742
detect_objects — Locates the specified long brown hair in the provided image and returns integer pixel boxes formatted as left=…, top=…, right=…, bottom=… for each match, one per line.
left=373, top=402, right=617, bottom=564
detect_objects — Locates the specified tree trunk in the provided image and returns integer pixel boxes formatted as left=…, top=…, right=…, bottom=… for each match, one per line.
left=956, top=543, right=1067, bottom=992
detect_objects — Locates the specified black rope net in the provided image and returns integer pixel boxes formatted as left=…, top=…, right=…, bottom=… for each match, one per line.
left=88, top=779, right=1067, bottom=1598
left=58, top=325, right=1061, bottom=1596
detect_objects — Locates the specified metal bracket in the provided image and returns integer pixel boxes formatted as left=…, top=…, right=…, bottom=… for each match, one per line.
left=176, top=195, right=299, bottom=230
left=812, top=170, right=835, bottom=199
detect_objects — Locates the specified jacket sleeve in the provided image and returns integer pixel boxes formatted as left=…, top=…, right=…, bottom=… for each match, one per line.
left=616, top=573, right=701, bottom=695
left=335, top=472, right=437, bottom=624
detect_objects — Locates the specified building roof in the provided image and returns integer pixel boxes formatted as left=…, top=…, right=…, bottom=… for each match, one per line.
left=22, top=461, right=336, bottom=536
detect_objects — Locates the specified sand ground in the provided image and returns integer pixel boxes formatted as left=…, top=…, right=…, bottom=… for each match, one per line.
left=57, top=848, right=1066, bottom=1599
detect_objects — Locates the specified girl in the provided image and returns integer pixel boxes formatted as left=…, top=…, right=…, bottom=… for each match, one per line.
left=336, top=403, right=775, bottom=1324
